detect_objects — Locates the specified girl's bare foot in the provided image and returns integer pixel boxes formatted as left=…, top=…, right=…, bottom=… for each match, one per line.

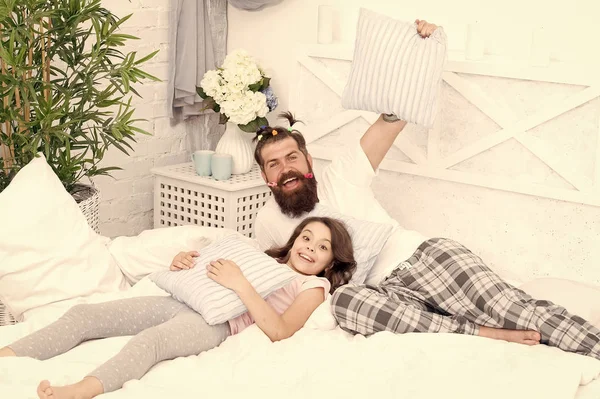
left=37, top=377, right=104, bottom=399
left=0, top=347, right=16, bottom=357
left=479, top=326, right=541, bottom=345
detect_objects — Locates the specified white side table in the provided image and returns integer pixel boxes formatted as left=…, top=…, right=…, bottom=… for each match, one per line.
left=151, top=163, right=272, bottom=238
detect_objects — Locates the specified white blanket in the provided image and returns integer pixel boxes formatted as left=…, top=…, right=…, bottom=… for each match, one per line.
left=1, top=278, right=599, bottom=399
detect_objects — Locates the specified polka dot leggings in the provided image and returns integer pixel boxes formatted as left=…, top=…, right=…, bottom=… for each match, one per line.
left=8, top=296, right=230, bottom=392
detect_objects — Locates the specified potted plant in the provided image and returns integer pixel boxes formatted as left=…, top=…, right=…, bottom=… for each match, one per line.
left=0, top=0, right=158, bottom=326
left=0, top=0, right=159, bottom=229
left=197, top=49, right=278, bottom=174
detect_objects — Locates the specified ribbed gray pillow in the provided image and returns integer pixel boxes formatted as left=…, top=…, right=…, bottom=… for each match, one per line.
left=309, top=204, right=394, bottom=285
left=342, top=8, right=447, bottom=128
left=150, top=235, right=297, bottom=325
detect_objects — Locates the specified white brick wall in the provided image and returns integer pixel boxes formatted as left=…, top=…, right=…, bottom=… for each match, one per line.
left=93, top=0, right=186, bottom=237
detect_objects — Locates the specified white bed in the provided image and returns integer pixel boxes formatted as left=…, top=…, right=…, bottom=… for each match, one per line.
left=1, top=276, right=600, bottom=399
left=1, top=219, right=600, bottom=399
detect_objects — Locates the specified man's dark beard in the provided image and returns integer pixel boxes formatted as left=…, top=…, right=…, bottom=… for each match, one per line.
left=271, top=169, right=318, bottom=218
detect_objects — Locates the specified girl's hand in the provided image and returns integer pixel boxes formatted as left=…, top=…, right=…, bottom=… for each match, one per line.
left=206, top=259, right=249, bottom=293
left=169, top=251, right=200, bottom=271
left=415, top=19, right=438, bottom=38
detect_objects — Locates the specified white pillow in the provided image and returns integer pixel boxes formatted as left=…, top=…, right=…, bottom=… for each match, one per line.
left=518, top=278, right=600, bottom=329
left=109, top=225, right=259, bottom=285
left=303, top=294, right=338, bottom=331
left=342, top=8, right=447, bottom=128
left=149, top=235, right=297, bottom=325
left=310, top=204, right=394, bottom=285
left=365, top=228, right=428, bottom=286
left=0, top=154, right=128, bottom=321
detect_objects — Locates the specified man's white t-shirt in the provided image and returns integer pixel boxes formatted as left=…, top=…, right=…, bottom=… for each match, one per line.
left=254, top=142, right=428, bottom=285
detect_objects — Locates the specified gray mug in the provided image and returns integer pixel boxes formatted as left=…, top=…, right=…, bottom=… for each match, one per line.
left=211, top=153, right=232, bottom=181
left=191, top=150, right=214, bottom=176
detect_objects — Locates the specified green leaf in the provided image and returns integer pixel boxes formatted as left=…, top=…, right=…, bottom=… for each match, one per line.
left=92, top=166, right=122, bottom=175
left=219, top=113, right=228, bottom=124
left=130, top=68, right=160, bottom=82
left=248, top=79, right=262, bottom=92
left=9, top=28, right=16, bottom=56
left=238, top=116, right=268, bottom=133
left=260, top=77, right=271, bottom=91
left=134, top=50, right=159, bottom=66
left=105, top=134, right=130, bottom=154
left=196, top=86, right=208, bottom=99
left=121, top=71, right=130, bottom=92
left=91, top=16, right=101, bottom=44
left=111, top=33, right=139, bottom=41
left=0, top=42, right=13, bottom=65
left=129, top=126, right=151, bottom=135
left=110, top=13, right=133, bottom=33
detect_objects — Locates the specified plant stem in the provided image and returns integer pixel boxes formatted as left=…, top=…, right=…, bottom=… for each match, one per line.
left=40, top=16, right=51, bottom=158
left=0, top=20, right=15, bottom=170
left=12, top=54, right=27, bottom=147
left=45, top=18, right=52, bottom=101
left=25, top=10, right=32, bottom=125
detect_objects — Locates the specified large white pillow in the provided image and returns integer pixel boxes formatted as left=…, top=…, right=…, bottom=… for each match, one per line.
left=109, top=225, right=259, bottom=285
left=149, top=235, right=297, bottom=325
left=341, top=8, right=447, bottom=128
left=518, top=278, right=600, bottom=329
left=0, top=154, right=128, bottom=321
left=364, top=228, right=428, bottom=286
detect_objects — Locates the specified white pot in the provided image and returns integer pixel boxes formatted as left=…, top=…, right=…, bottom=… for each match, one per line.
left=215, top=122, right=255, bottom=175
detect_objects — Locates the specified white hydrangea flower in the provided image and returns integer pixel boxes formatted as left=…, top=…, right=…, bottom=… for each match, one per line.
left=220, top=93, right=252, bottom=125
left=201, top=49, right=271, bottom=126
left=242, top=64, right=263, bottom=87
left=221, top=68, right=250, bottom=93
left=199, top=70, right=223, bottom=98
left=212, top=80, right=236, bottom=103
left=220, top=91, right=267, bottom=125
left=222, top=49, right=254, bottom=71
left=253, top=91, right=269, bottom=117
left=221, top=62, right=262, bottom=91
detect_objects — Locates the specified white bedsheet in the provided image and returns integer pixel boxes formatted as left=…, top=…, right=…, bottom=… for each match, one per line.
left=1, top=278, right=599, bottom=399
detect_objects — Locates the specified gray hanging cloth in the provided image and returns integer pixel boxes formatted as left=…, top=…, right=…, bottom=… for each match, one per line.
left=167, top=0, right=227, bottom=118
left=228, top=0, right=285, bottom=11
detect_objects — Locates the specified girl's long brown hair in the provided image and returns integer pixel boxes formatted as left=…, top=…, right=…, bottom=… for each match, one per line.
left=265, top=217, right=356, bottom=293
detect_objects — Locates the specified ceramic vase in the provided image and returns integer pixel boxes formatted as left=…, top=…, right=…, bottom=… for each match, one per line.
left=214, top=122, right=255, bottom=175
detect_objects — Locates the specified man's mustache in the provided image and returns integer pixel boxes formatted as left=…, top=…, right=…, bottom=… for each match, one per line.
left=267, top=172, right=314, bottom=187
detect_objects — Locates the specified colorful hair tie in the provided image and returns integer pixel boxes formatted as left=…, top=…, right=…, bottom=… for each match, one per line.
left=257, top=134, right=263, bottom=141
left=260, top=125, right=267, bottom=130
left=287, top=127, right=293, bottom=132
left=272, top=129, right=278, bottom=136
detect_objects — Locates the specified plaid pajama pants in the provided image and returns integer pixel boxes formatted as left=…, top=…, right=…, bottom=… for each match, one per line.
left=332, top=237, right=600, bottom=360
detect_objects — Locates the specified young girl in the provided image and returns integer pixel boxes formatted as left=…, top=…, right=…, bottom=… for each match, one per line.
left=0, top=216, right=357, bottom=399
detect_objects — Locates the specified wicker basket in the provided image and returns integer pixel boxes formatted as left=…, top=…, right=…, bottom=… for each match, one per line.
left=0, top=184, right=100, bottom=326
left=72, top=184, right=101, bottom=234
left=0, top=303, right=16, bottom=327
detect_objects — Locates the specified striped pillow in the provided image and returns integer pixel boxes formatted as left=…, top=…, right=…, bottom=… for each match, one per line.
left=150, top=235, right=297, bottom=325
left=341, top=8, right=447, bottom=128
left=309, top=204, right=394, bottom=285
